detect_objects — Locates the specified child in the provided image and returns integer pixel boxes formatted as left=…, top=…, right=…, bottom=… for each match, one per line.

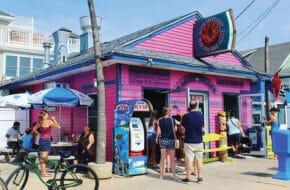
left=21, top=128, right=33, bottom=152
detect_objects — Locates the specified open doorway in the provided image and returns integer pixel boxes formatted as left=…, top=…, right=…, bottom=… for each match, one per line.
left=143, top=89, right=168, bottom=118
left=143, top=88, right=168, bottom=163
left=223, top=94, right=238, bottom=119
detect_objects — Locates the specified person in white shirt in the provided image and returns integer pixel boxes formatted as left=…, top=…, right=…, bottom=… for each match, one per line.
left=5, top=121, right=21, bottom=157
left=227, top=111, right=246, bottom=158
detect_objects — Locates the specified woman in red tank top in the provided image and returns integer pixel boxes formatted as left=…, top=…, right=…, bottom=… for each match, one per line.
left=33, top=110, right=60, bottom=177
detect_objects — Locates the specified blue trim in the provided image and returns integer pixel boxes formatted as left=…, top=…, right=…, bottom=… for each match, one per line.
left=116, top=64, right=122, bottom=103
left=232, top=50, right=249, bottom=67
left=111, top=54, right=260, bottom=79
left=126, top=14, right=201, bottom=48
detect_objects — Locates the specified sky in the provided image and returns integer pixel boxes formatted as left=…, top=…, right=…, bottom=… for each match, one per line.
left=0, top=0, right=289, bottom=51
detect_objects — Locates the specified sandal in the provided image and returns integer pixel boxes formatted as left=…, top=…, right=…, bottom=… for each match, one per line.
left=182, top=178, right=190, bottom=182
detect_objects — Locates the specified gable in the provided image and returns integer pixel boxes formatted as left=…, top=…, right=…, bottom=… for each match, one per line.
left=131, top=14, right=243, bottom=66
left=132, top=16, right=198, bottom=57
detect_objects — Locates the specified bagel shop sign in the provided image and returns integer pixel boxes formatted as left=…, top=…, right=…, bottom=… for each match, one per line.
left=194, top=9, right=236, bottom=58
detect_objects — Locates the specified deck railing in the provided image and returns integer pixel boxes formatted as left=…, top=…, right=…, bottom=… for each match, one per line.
left=0, top=28, right=51, bottom=50
left=0, top=28, right=80, bottom=53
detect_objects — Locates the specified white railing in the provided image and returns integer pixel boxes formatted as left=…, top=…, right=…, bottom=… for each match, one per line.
left=0, top=28, right=51, bottom=49
left=0, top=28, right=80, bottom=53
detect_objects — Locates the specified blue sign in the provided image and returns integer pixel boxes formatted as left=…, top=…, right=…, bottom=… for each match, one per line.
left=194, top=10, right=236, bottom=58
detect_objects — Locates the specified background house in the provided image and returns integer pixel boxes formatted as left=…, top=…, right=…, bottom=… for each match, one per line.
left=241, top=42, right=290, bottom=129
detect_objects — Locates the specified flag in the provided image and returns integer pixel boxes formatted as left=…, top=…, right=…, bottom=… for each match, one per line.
left=272, top=72, right=281, bottom=101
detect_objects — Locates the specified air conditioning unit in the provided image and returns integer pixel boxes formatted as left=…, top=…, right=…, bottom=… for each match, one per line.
left=44, top=82, right=56, bottom=89
left=44, top=82, right=69, bottom=89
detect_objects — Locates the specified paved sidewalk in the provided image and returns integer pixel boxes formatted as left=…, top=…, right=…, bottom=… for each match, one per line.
left=0, top=155, right=289, bottom=190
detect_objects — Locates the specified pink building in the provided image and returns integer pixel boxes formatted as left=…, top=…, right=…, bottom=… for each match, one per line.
left=0, top=10, right=270, bottom=161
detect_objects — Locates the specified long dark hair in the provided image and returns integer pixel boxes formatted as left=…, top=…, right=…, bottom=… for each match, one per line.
left=37, top=110, right=47, bottom=128
left=148, top=111, right=157, bottom=126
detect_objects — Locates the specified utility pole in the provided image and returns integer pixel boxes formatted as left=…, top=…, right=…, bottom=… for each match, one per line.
left=265, top=36, right=271, bottom=117
left=87, top=0, right=106, bottom=164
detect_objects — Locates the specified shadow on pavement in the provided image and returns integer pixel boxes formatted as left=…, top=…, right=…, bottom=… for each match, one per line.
left=240, top=171, right=273, bottom=178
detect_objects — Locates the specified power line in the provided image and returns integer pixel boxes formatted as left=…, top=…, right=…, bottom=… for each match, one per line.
left=237, top=0, right=280, bottom=44
left=235, top=0, right=256, bottom=20
left=238, top=4, right=274, bottom=36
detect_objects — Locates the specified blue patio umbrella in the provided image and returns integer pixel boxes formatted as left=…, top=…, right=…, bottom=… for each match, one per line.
left=28, top=86, right=94, bottom=141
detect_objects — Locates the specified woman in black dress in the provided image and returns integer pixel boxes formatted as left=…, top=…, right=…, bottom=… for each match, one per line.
left=73, top=125, right=95, bottom=165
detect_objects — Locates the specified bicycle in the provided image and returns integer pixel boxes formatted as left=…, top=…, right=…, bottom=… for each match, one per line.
left=0, top=170, right=8, bottom=190
left=0, top=177, right=8, bottom=190
left=5, top=150, right=99, bottom=190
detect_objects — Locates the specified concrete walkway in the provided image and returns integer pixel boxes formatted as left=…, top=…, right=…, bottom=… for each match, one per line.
left=0, top=155, right=289, bottom=190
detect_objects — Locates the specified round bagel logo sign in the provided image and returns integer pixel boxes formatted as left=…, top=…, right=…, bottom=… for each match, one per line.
left=198, top=17, right=224, bottom=52
left=194, top=10, right=236, bottom=58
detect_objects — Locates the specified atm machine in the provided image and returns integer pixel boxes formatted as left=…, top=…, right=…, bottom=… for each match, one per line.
left=113, top=99, right=153, bottom=176
left=129, top=117, right=145, bottom=156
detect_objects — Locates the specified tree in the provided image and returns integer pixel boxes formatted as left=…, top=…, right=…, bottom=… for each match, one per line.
left=87, top=0, right=106, bottom=164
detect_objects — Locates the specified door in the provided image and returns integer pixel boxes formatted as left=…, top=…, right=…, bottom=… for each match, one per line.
left=189, top=92, right=209, bottom=134
left=143, top=89, right=168, bottom=118
left=238, top=93, right=266, bottom=156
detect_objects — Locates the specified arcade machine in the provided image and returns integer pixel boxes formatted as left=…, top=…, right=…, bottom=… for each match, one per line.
left=113, top=99, right=153, bottom=176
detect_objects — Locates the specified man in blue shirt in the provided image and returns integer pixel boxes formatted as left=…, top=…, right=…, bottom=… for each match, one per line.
left=181, top=101, right=204, bottom=184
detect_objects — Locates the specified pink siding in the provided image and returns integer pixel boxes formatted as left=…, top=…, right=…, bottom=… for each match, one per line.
left=121, top=65, right=143, bottom=100
left=134, top=18, right=198, bottom=57
left=103, top=66, right=117, bottom=160
left=201, top=52, right=243, bottom=66
left=133, top=18, right=242, bottom=65
left=121, top=66, right=251, bottom=134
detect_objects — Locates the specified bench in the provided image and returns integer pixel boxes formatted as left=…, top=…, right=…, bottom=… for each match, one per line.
left=202, top=133, right=232, bottom=163
left=0, top=147, right=13, bottom=162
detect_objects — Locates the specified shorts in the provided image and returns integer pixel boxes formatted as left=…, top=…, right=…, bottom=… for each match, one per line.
left=39, top=138, right=51, bottom=152
left=7, top=141, right=19, bottom=149
left=159, top=138, right=175, bottom=150
left=184, top=143, right=203, bottom=163
left=228, top=133, right=241, bottom=145
left=147, top=132, right=156, bottom=143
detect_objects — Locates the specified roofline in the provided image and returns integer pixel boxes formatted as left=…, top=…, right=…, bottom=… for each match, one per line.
left=110, top=53, right=269, bottom=80
left=0, top=51, right=270, bottom=90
